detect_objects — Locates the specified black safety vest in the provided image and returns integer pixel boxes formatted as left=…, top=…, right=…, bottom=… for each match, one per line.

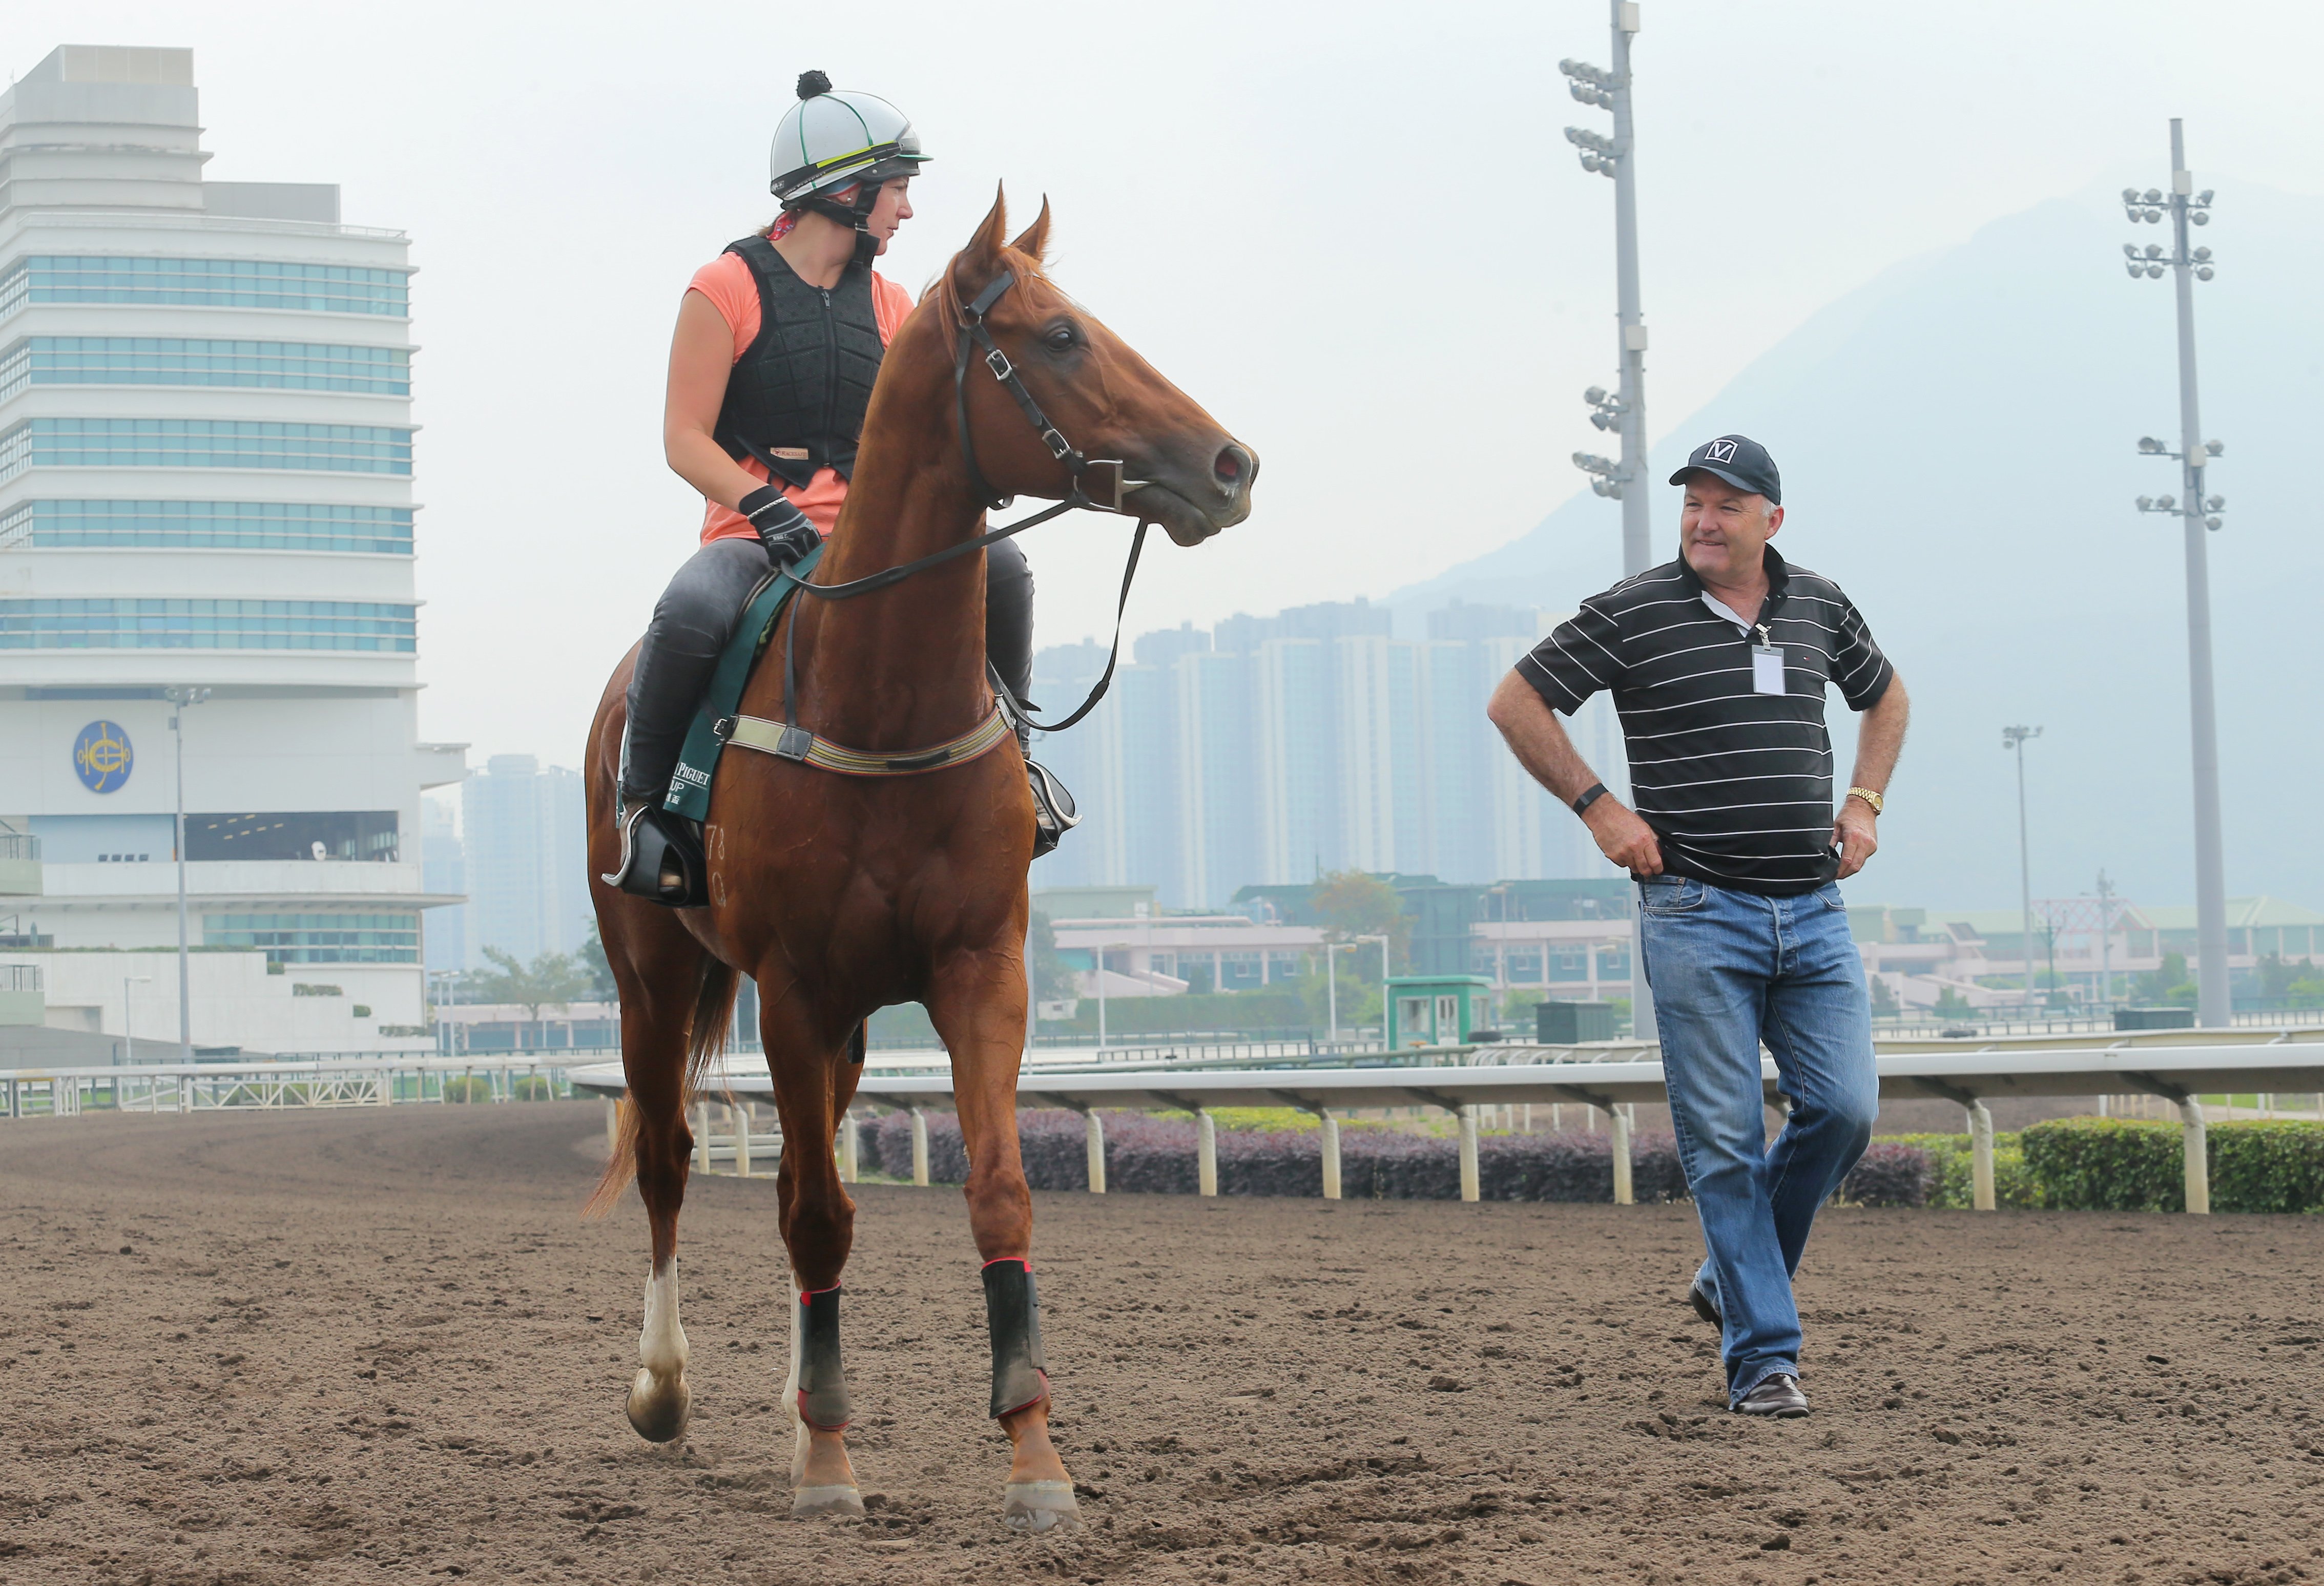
left=710, top=234, right=884, bottom=489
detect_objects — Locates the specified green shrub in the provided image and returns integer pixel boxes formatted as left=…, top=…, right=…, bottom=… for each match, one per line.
left=512, top=1075, right=553, bottom=1102
left=1878, top=1132, right=2045, bottom=1210
left=2208, top=1121, right=2324, bottom=1215
left=2022, top=1116, right=2324, bottom=1215
left=2021, top=1118, right=2184, bottom=1212
left=442, top=1076, right=494, bottom=1104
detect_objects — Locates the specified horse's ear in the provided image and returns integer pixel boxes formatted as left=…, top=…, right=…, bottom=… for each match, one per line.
left=1007, top=197, right=1051, bottom=264
left=952, top=182, right=1011, bottom=289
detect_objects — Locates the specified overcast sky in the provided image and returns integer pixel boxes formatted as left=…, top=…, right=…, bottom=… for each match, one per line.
left=13, top=0, right=2324, bottom=764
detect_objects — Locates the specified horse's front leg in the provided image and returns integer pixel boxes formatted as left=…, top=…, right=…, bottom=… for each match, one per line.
left=761, top=980, right=864, bottom=1518
left=925, top=948, right=1078, bottom=1534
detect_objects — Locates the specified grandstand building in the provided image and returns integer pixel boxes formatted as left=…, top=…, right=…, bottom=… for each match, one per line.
left=0, top=46, right=462, bottom=1048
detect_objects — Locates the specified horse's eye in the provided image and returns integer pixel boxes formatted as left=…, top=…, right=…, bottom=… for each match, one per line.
left=1046, top=326, right=1077, bottom=351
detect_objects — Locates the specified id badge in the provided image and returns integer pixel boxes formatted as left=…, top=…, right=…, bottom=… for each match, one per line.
left=1752, top=644, right=1786, bottom=695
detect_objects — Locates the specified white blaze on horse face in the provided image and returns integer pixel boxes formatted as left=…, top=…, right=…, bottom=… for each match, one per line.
left=638, top=1259, right=688, bottom=1379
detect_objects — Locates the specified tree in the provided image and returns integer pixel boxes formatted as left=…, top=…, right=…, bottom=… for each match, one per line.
left=577, top=923, right=617, bottom=1003
left=472, top=947, right=592, bottom=1048
left=2134, top=950, right=2196, bottom=1007
left=1933, top=986, right=1972, bottom=1018
left=1027, top=911, right=1075, bottom=1005
left=1868, top=975, right=1900, bottom=1018
left=1308, top=870, right=1408, bottom=978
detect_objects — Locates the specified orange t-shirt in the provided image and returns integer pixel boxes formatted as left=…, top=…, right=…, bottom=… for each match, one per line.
left=688, top=247, right=916, bottom=544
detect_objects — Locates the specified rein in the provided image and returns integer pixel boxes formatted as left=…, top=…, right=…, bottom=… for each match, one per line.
left=727, top=267, right=1153, bottom=776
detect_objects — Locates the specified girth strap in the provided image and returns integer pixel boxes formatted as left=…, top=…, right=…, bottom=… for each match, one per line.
left=719, top=703, right=1013, bottom=777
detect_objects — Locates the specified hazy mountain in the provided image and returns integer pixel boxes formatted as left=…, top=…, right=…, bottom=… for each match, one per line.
left=1387, top=183, right=2324, bottom=915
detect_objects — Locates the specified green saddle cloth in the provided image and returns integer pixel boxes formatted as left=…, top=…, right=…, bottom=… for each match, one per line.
left=660, top=543, right=825, bottom=822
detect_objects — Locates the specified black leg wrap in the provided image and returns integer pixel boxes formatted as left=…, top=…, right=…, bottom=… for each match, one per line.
left=982, top=1259, right=1049, bottom=1420
left=796, top=1285, right=850, bottom=1431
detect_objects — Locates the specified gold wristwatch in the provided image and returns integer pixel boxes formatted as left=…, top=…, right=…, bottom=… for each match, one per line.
left=1845, top=786, right=1885, bottom=815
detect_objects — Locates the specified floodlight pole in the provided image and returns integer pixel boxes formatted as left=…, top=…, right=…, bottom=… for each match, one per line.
left=2166, top=121, right=2230, bottom=1030
left=1563, top=0, right=1656, bottom=1042
left=163, top=687, right=210, bottom=1063
left=2123, top=123, right=2228, bottom=1027
left=2004, top=726, right=2042, bottom=1013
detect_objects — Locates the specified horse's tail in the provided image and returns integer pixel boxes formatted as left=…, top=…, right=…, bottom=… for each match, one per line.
left=583, top=957, right=742, bottom=1220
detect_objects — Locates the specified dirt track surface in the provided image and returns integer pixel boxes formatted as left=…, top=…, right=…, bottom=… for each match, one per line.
left=4, top=1103, right=2322, bottom=1584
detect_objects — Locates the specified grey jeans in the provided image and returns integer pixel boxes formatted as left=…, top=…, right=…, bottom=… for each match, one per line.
left=622, top=535, right=1035, bottom=804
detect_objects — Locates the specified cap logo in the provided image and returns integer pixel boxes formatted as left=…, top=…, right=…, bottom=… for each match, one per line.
left=1704, top=439, right=1739, bottom=463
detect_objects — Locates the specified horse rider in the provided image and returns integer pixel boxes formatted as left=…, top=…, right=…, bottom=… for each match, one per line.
left=606, top=70, right=1068, bottom=904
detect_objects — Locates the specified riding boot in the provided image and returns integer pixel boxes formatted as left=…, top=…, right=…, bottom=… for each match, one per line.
left=602, top=732, right=710, bottom=908
left=1018, top=722, right=1078, bottom=859
left=606, top=538, right=770, bottom=908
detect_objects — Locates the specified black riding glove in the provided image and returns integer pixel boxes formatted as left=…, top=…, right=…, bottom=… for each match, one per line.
left=740, top=484, right=821, bottom=568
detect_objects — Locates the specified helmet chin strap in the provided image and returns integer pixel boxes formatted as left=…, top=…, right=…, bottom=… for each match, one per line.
left=799, top=183, right=881, bottom=269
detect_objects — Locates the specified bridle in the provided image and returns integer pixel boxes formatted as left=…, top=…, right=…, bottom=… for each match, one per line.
left=781, top=265, right=1156, bottom=737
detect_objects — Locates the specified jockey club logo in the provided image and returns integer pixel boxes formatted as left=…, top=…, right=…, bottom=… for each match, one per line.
left=1704, top=438, right=1740, bottom=463
left=73, top=720, right=134, bottom=794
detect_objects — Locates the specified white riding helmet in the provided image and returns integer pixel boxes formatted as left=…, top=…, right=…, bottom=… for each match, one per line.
left=770, top=70, right=930, bottom=205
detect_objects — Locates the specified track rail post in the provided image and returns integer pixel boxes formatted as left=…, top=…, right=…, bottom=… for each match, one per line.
left=1458, top=1105, right=1481, bottom=1202
left=839, top=1111, right=859, bottom=1183
left=694, top=1101, right=712, bottom=1173
left=1083, top=1108, right=1107, bottom=1194
left=909, top=1107, right=930, bottom=1186
left=732, top=1101, right=752, bottom=1177
left=1320, top=1111, right=1342, bottom=1200
left=1607, top=1104, right=1633, bottom=1205
left=1196, top=1108, right=1218, bottom=1197
left=1968, top=1100, right=1997, bottom=1212
left=2180, top=1096, right=2210, bottom=1214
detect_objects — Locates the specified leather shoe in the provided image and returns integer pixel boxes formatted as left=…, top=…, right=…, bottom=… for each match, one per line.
left=1687, top=1281, right=1721, bottom=1329
left=1732, top=1374, right=1809, bottom=1417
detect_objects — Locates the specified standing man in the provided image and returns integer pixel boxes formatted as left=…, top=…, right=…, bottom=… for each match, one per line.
left=1487, top=435, right=1908, bottom=1417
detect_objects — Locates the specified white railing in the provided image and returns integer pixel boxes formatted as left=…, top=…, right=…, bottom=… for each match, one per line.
left=0, top=1054, right=581, bottom=1118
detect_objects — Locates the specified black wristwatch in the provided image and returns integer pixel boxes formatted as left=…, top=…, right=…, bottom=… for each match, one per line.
left=1572, top=782, right=1609, bottom=817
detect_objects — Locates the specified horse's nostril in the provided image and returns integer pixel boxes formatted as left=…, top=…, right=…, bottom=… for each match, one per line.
left=1214, top=444, right=1253, bottom=488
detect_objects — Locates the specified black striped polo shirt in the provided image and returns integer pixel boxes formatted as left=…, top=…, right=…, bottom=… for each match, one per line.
left=1517, top=547, right=1893, bottom=896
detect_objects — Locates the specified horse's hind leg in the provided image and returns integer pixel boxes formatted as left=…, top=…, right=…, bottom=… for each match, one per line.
left=760, top=979, right=864, bottom=1517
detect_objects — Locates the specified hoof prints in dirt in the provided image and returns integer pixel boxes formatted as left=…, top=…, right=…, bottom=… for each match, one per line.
left=2, top=1104, right=2321, bottom=1582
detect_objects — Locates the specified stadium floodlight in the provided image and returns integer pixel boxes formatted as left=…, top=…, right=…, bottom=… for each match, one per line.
left=2205, top=440, right=2224, bottom=456
left=2116, top=127, right=2236, bottom=1026
left=1564, top=0, right=1660, bottom=1045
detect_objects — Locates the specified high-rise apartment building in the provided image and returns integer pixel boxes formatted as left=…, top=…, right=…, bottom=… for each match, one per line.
left=1027, top=596, right=1601, bottom=907
left=0, top=47, right=463, bottom=1027
left=461, top=756, right=588, bottom=969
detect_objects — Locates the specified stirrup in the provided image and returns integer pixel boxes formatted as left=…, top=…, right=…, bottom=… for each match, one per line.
left=602, top=803, right=709, bottom=907
left=1024, top=757, right=1078, bottom=860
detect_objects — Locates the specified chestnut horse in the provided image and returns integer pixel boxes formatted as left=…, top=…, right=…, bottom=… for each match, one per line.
left=583, top=190, right=1255, bottom=1530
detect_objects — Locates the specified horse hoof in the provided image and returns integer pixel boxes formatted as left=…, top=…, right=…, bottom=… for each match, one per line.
left=625, top=1368, right=691, bottom=1443
left=1003, top=1479, right=1081, bottom=1533
left=791, top=1483, right=865, bottom=1519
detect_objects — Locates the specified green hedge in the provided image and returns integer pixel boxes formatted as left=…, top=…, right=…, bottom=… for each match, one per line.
left=1879, top=1133, right=2046, bottom=1210
left=2207, top=1121, right=2324, bottom=1214
left=2019, top=1117, right=2324, bottom=1215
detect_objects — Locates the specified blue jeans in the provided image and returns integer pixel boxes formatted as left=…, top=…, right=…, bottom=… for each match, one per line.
left=1636, top=874, right=1878, bottom=1405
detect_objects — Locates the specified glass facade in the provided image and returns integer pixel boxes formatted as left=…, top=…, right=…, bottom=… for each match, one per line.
left=0, top=597, right=417, bottom=652
left=0, top=337, right=410, bottom=400
left=0, top=499, right=412, bottom=553
left=0, top=417, right=412, bottom=479
left=0, top=256, right=410, bottom=320
left=203, top=911, right=421, bottom=965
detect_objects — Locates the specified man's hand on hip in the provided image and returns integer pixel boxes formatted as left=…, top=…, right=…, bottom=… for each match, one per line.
left=1833, top=801, right=1878, bottom=880
left=1586, top=799, right=1664, bottom=877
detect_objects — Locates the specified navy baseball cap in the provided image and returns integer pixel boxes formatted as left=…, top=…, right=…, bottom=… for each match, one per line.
left=1670, top=434, right=1781, bottom=506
